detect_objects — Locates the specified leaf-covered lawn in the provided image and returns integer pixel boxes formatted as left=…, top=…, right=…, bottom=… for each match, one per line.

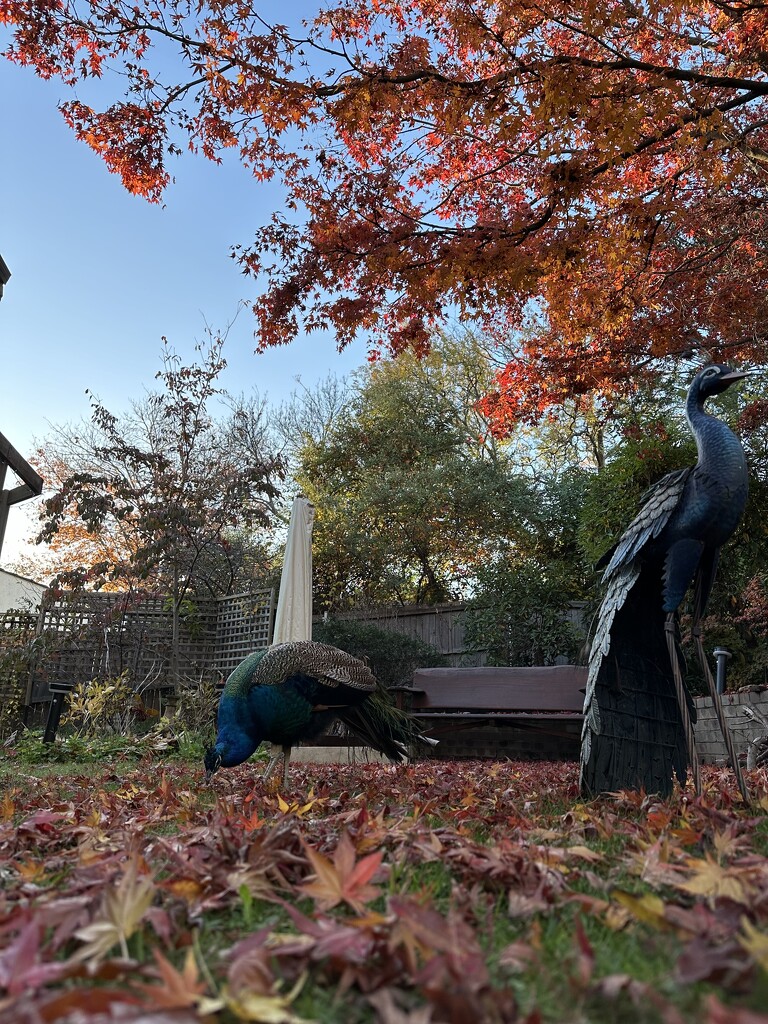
left=1, top=755, right=768, bottom=1024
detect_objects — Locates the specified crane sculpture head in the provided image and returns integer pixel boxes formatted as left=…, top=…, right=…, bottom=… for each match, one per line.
left=692, top=363, right=748, bottom=399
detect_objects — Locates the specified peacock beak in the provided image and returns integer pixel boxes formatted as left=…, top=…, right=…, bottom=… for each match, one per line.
left=203, top=747, right=222, bottom=783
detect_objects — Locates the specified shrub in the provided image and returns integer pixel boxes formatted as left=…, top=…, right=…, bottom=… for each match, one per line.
left=63, top=671, right=158, bottom=737
left=312, top=617, right=447, bottom=687
left=465, top=559, right=585, bottom=667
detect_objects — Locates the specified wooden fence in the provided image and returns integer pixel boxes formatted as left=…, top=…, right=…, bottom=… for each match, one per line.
left=0, top=592, right=582, bottom=735
left=325, top=600, right=588, bottom=667
left=323, top=603, right=482, bottom=667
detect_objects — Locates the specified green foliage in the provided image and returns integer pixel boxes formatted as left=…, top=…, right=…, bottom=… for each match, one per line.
left=165, top=677, right=220, bottom=744
left=578, top=413, right=696, bottom=568
left=465, top=557, right=586, bottom=667
left=313, top=617, right=447, bottom=688
left=9, top=728, right=147, bottom=765
left=295, top=335, right=539, bottom=610
left=63, top=671, right=158, bottom=737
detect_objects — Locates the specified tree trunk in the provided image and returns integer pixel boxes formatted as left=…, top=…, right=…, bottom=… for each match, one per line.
left=171, top=566, right=181, bottom=694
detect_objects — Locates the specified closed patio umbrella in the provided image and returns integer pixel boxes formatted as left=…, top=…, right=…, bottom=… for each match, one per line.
left=272, top=494, right=315, bottom=645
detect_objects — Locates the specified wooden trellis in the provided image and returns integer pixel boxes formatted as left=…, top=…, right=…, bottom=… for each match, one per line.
left=214, top=590, right=276, bottom=677
left=0, top=610, right=37, bottom=714
left=20, top=588, right=274, bottom=706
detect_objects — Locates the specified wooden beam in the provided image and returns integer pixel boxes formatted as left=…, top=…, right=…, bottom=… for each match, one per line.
left=0, top=433, right=42, bottom=558
left=0, top=432, right=43, bottom=494
left=6, top=483, right=37, bottom=505
left=0, top=254, right=9, bottom=300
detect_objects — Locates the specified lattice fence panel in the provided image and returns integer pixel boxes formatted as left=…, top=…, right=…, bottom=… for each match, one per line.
left=27, top=592, right=219, bottom=702
left=0, top=610, right=38, bottom=732
left=214, top=589, right=275, bottom=677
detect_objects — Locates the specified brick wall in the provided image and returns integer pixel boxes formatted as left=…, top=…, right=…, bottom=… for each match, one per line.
left=694, top=689, right=768, bottom=764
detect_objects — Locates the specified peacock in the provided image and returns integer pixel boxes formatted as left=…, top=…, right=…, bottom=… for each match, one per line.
left=204, top=639, right=436, bottom=786
left=580, top=364, right=750, bottom=801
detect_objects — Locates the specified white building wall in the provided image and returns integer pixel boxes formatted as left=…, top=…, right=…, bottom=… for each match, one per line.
left=0, top=569, right=45, bottom=613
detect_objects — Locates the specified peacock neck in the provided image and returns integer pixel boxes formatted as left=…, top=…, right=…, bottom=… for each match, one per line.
left=215, top=693, right=261, bottom=767
left=687, top=389, right=742, bottom=463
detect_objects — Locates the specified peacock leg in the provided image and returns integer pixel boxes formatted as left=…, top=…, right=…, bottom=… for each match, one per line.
left=692, top=626, right=750, bottom=805
left=262, top=743, right=283, bottom=791
left=664, top=614, right=701, bottom=796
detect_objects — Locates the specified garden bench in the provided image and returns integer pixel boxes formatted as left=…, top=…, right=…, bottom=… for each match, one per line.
left=395, top=665, right=588, bottom=758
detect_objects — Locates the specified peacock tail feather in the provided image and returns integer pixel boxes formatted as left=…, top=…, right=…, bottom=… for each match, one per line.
left=337, top=686, right=433, bottom=761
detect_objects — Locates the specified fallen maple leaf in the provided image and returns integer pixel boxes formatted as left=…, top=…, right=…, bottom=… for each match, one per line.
left=161, top=878, right=205, bottom=903
left=738, top=918, right=768, bottom=974
left=1, top=986, right=145, bottom=1023
left=0, top=919, right=73, bottom=996
left=0, top=793, right=14, bottom=822
left=591, top=974, right=686, bottom=1024
left=223, top=972, right=312, bottom=1023
left=73, top=858, right=156, bottom=963
left=677, top=855, right=748, bottom=905
left=368, top=987, right=434, bottom=1023
left=276, top=790, right=319, bottom=817
left=611, top=891, right=671, bottom=931
left=388, top=896, right=487, bottom=981
left=133, top=948, right=210, bottom=1009
left=300, top=831, right=384, bottom=913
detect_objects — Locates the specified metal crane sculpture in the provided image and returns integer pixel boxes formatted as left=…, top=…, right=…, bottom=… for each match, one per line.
left=581, top=364, right=750, bottom=802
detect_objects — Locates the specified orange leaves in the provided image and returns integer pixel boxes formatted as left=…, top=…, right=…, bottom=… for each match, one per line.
left=8, top=2, right=768, bottom=416
left=60, top=99, right=170, bottom=202
left=133, top=947, right=208, bottom=1010
left=300, top=830, right=385, bottom=913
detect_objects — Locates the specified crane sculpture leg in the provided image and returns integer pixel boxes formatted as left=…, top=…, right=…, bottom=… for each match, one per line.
left=692, top=626, right=750, bottom=804
left=664, top=614, right=701, bottom=797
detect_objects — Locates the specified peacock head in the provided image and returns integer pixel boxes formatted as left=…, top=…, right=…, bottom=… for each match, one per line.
left=203, top=745, right=222, bottom=781
left=203, top=725, right=261, bottom=781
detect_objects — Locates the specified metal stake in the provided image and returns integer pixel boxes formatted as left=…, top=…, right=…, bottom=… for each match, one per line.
left=713, top=647, right=731, bottom=696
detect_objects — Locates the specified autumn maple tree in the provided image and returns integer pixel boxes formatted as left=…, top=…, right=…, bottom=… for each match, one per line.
left=4, top=2, right=768, bottom=421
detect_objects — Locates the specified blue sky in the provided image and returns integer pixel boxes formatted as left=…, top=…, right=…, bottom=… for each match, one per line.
left=0, top=49, right=368, bottom=563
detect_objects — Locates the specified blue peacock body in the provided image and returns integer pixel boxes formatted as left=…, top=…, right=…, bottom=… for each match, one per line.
left=204, top=640, right=434, bottom=784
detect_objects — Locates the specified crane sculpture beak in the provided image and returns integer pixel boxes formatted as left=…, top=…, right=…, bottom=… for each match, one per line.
left=720, top=369, right=749, bottom=383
